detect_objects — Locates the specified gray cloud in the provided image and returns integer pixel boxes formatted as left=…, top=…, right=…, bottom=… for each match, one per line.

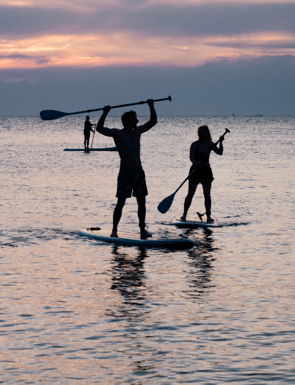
left=0, top=53, right=33, bottom=58
left=119, top=3, right=295, bottom=36
left=206, top=42, right=295, bottom=50
left=1, top=55, right=295, bottom=116
left=0, top=53, right=51, bottom=65
left=0, top=6, right=81, bottom=37
left=1, top=3, right=295, bottom=38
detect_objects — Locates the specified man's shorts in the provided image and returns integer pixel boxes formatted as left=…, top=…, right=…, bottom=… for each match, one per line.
left=116, top=168, right=148, bottom=198
left=188, top=165, right=214, bottom=185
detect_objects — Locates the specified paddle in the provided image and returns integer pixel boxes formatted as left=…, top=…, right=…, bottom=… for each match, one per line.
left=40, top=96, right=172, bottom=121
left=157, top=128, right=230, bottom=214
left=90, top=124, right=95, bottom=149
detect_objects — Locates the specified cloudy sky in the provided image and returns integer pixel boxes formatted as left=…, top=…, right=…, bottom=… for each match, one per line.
left=1, top=0, right=295, bottom=116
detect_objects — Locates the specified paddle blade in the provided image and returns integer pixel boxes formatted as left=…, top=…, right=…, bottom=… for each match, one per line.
left=157, top=193, right=175, bottom=214
left=40, top=110, right=69, bottom=121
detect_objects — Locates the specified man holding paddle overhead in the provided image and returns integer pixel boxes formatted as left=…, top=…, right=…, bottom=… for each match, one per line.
left=96, top=99, right=157, bottom=238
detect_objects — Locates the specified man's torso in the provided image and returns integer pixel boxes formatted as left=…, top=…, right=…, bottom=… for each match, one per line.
left=113, top=127, right=142, bottom=170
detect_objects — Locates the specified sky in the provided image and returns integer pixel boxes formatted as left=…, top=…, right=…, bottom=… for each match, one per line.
left=1, top=0, right=295, bottom=116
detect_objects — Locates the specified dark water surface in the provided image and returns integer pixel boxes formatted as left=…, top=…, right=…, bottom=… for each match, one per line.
left=1, top=116, right=295, bottom=384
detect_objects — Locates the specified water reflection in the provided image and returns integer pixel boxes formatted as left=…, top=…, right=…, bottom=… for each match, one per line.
left=184, top=228, right=217, bottom=298
left=110, top=245, right=148, bottom=306
left=107, top=246, right=158, bottom=375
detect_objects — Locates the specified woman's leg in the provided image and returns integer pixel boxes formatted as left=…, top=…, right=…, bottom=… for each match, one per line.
left=202, top=182, right=213, bottom=222
left=181, top=181, right=197, bottom=220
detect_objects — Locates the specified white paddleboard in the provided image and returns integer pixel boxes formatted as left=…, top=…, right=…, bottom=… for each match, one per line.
left=171, top=216, right=220, bottom=228
left=79, top=227, right=194, bottom=250
left=64, top=147, right=117, bottom=152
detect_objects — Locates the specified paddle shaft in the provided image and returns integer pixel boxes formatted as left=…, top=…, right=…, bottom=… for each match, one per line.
left=40, top=96, right=172, bottom=121
left=91, top=124, right=95, bottom=149
left=92, top=96, right=171, bottom=112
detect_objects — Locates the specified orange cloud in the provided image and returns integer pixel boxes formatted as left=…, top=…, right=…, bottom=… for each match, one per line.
left=150, top=0, right=295, bottom=3
left=1, top=31, right=294, bottom=70
left=2, top=0, right=293, bottom=5
left=0, top=0, right=115, bottom=10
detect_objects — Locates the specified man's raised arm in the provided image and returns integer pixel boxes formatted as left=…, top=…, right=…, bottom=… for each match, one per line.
left=96, top=105, right=113, bottom=137
left=140, top=99, right=157, bottom=134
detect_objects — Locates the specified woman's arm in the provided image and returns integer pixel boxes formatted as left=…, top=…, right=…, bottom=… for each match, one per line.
left=212, top=137, right=224, bottom=155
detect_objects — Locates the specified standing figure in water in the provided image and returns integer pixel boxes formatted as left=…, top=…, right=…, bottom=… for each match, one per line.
left=181, top=125, right=224, bottom=223
left=96, top=100, right=157, bottom=238
left=84, top=116, right=95, bottom=149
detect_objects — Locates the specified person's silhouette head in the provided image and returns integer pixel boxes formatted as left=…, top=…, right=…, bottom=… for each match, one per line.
left=121, top=110, right=138, bottom=129
left=198, top=125, right=211, bottom=141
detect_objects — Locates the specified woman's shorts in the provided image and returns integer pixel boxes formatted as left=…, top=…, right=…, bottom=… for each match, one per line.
left=116, top=168, right=148, bottom=198
left=188, top=165, right=214, bottom=185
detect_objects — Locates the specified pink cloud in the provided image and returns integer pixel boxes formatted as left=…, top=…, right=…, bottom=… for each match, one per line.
left=3, top=77, right=24, bottom=83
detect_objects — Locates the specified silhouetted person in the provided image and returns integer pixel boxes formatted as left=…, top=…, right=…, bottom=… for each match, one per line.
left=181, top=125, right=224, bottom=223
left=96, top=100, right=157, bottom=238
left=84, top=116, right=95, bottom=149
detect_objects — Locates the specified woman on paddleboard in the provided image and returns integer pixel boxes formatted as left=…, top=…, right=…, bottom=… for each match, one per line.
left=181, top=125, right=224, bottom=223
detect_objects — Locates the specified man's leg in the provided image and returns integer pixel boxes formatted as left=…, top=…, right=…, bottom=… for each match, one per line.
left=111, top=197, right=126, bottom=237
left=136, top=195, right=152, bottom=238
left=137, top=195, right=146, bottom=228
left=181, top=181, right=197, bottom=220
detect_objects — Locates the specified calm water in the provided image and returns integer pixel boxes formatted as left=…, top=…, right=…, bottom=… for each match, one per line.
left=1, top=115, right=295, bottom=384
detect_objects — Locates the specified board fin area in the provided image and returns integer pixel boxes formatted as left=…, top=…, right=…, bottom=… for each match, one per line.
left=79, top=227, right=194, bottom=250
left=171, top=215, right=220, bottom=228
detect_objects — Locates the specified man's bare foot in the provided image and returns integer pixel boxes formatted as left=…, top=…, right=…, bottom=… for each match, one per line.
left=110, top=231, right=118, bottom=238
left=180, top=215, right=186, bottom=222
left=207, top=216, right=214, bottom=223
left=140, top=228, right=152, bottom=239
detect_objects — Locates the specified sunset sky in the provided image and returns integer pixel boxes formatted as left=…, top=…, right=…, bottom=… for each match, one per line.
left=1, top=0, right=295, bottom=116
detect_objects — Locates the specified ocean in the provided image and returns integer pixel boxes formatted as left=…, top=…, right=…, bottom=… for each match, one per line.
left=1, top=115, right=295, bottom=384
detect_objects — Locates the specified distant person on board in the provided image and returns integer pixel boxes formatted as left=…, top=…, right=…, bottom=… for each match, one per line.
left=84, top=116, right=95, bottom=149
left=181, top=125, right=224, bottom=223
left=96, top=100, right=157, bottom=238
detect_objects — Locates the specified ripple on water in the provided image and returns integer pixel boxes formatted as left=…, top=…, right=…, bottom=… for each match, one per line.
left=1, top=116, right=295, bottom=383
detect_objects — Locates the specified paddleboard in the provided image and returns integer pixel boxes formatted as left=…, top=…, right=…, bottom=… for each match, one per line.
left=78, top=227, right=194, bottom=250
left=64, top=147, right=117, bottom=152
left=171, top=216, right=220, bottom=228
